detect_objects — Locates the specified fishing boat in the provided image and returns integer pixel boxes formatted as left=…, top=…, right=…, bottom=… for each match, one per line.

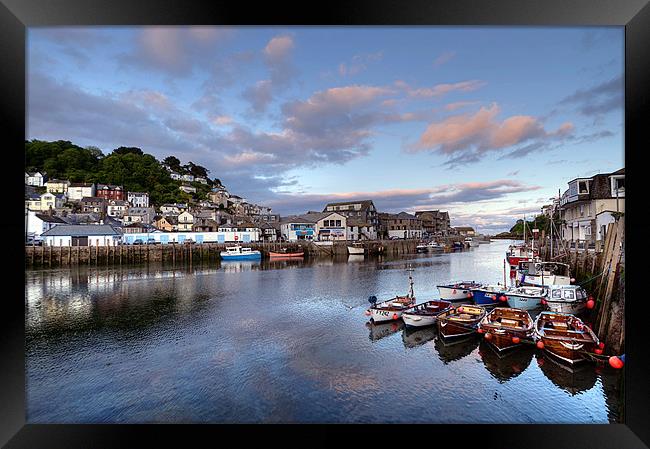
left=465, top=237, right=479, bottom=247
left=437, top=281, right=482, bottom=301
left=268, top=248, right=304, bottom=258
left=347, top=242, right=365, bottom=255
left=478, top=307, right=534, bottom=351
left=366, top=270, right=417, bottom=323
left=533, top=312, right=601, bottom=365
left=501, top=285, right=546, bottom=311
left=470, top=284, right=508, bottom=306
left=517, top=261, right=572, bottom=287
left=543, top=285, right=589, bottom=314
left=427, top=241, right=444, bottom=251
left=416, top=243, right=429, bottom=253
left=453, top=241, right=463, bottom=249
left=402, top=299, right=452, bottom=328
left=220, top=245, right=262, bottom=260
left=437, top=304, right=487, bottom=338
left=506, top=244, right=537, bottom=269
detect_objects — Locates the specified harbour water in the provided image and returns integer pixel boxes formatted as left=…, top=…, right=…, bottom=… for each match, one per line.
left=25, top=240, right=623, bottom=423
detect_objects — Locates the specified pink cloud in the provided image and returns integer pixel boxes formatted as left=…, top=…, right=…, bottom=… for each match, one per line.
left=264, top=35, right=294, bottom=62
left=403, top=80, right=486, bottom=98
left=445, top=101, right=479, bottom=111
left=433, top=51, right=456, bottom=67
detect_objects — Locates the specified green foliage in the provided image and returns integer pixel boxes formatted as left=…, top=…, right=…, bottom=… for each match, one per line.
left=509, top=214, right=557, bottom=236
left=25, top=139, right=214, bottom=207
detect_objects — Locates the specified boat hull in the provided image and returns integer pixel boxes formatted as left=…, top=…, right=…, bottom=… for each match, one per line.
left=545, top=300, right=586, bottom=315
left=220, top=252, right=261, bottom=260
left=347, top=246, right=365, bottom=255
left=438, top=285, right=474, bottom=301
left=486, top=331, right=525, bottom=351
left=268, top=251, right=304, bottom=258
left=471, top=288, right=505, bottom=306
left=504, top=294, right=542, bottom=311
left=540, top=338, right=595, bottom=364
left=402, top=313, right=437, bottom=327
left=438, top=319, right=478, bottom=338
left=371, top=308, right=404, bottom=323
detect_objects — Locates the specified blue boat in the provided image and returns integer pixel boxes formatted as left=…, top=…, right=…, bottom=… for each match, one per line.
left=220, top=245, right=262, bottom=260
left=470, top=284, right=508, bottom=306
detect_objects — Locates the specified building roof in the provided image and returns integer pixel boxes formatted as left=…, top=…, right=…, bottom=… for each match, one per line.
left=454, top=226, right=475, bottom=231
left=108, top=200, right=129, bottom=206
left=41, top=224, right=122, bottom=237
left=34, top=213, right=67, bottom=224
left=280, top=211, right=342, bottom=224
left=395, top=212, right=418, bottom=220
left=97, top=184, right=123, bottom=190
left=69, top=182, right=94, bottom=188
left=323, top=199, right=374, bottom=211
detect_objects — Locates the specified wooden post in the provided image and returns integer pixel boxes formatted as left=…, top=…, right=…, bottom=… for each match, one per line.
left=41, top=246, right=44, bottom=266
left=119, top=244, right=122, bottom=265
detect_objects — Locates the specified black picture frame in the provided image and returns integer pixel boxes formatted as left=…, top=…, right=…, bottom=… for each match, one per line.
left=2, top=0, right=647, bottom=447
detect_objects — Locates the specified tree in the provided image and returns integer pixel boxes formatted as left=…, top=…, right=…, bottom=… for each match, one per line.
left=162, top=156, right=181, bottom=172
left=112, top=146, right=143, bottom=156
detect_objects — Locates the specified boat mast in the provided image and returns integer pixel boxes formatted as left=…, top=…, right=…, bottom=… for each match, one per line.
left=407, top=267, right=414, bottom=299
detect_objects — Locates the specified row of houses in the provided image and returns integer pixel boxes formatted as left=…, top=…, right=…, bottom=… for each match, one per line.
left=542, top=168, right=625, bottom=246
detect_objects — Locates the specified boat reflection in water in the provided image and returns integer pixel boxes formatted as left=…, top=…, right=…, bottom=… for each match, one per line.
left=219, top=260, right=262, bottom=272
left=535, top=353, right=598, bottom=395
left=402, top=326, right=437, bottom=349
left=433, top=333, right=479, bottom=364
left=348, top=255, right=365, bottom=263
left=478, top=340, right=535, bottom=383
left=366, top=320, right=404, bottom=342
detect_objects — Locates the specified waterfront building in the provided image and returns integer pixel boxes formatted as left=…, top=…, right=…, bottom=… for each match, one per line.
left=107, top=200, right=129, bottom=218
left=96, top=184, right=125, bottom=201
left=414, top=210, right=450, bottom=236
left=346, top=219, right=377, bottom=241
left=41, top=224, right=122, bottom=247
left=26, top=171, right=47, bottom=187
left=381, top=212, right=424, bottom=239
left=80, top=197, right=107, bottom=215
left=68, top=183, right=96, bottom=201
left=127, top=191, right=149, bottom=208
left=120, top=228, right=261, bottom=244
left=160, top=203, right=187, bottom=215
left=25, top=210, right=66, bottom=240
left=154, top=215, right=178, bottom=232
left=559, top=168, right=624, bottom=246
left=259, top=222, right=280, bottom=242
left=323, top=200, right=379, bottom=228
left=25, top=194, right=42, bottom=211
left=280, top=212, right=347, bottom=242
left=454, top=226, right=476, bottom=237
left=30, top=192, right=66, bottom=212
left=177, top=211, right=195, bottom=231
left=45, top=179, right=70, bottom=195
left=60, top=212, right=102, bottom=225
left=193, top=217, right=220, bottom=232
left=207, top=190, right=229, bottom=208
left=123, top=207, right=156, bottom=225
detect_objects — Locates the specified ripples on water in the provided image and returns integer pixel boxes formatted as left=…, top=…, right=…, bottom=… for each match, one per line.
left=25, top=240, right=623, bottom=423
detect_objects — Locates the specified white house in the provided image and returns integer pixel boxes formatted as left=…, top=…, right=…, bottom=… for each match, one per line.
left=127, top=191, right=149, bottom=208
left=280, top=212, right=347, bottom=242
left=68, top=183, right=96, bottom=201
left=107, top=200, right=129, bottom=218
left=38, top=192, right=65, bottom=211
left=170, top=172, right=182, bottom=180
left=45, top=179, right=71, bottom=195
left=179, top=184, right=197, bottom=194
left=346, top=219, right=377, bottom=241
left=121, top=229, right=262, bottom=244
left=41, top=224, right=123, bottom=247
left=177, top=210, right=195, bottom=231
left=181, top=174, right=195, bottom=182
left=25, top=210, right=67, bottom=241
left=123, top=207, right=156, bottom=224
left=26, top=172, right=46, bottom=187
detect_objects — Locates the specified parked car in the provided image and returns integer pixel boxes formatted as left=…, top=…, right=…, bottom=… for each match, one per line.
left=147, top=238, right=157, bottom=245
left=389, top=236, right=400, bottom=240
left=183, top=238, right=194, bottom=245
left=132, top=239, right=144, bottom=245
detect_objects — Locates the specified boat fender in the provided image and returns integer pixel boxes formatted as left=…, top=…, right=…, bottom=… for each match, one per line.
left=452, top=289, right=457, bottom=294
left=511, top=336, right=520, bottom=344
left=586, top=299, right=595, bottom=309
left=477, top=328, right=485, bottom=334
left=484, top=332, right=493, bottom=340
left=594, top=348, right=603, bottom=355
left=499, top=295, right=508, bottom=302
left=392, top=313, right=399, bottom=320
left=609, top=355, right=624, bottom=369
left=365, top=310, right=371, bottom=316
left=598, top=342, right=605, bottom=349
left=467, top=292, right=473, bottom=298
left=536, top=341, right=545, bottom=349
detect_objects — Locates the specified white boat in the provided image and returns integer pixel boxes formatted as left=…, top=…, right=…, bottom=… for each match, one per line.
left=402, top=299, right=452, bottom=327
left=366, top=270, right=417, bottom=323
left=543, top=285, right=588, bottom=315
left=502, top=286, right=547, bottom=311
left=427, top=241, right=444, bottom=251
left=220, top=245, right=262, bottom=260
left=437, top=281, right=482, bottom=301
left=465, top=237, right=479, bottom=247
left=416, top=243, right=428, bottom=253
left=517, top=261, right=572, bottom=287
left=347, top=243, right=365, bottom=255
left=313, top=240, right=333, bottom=246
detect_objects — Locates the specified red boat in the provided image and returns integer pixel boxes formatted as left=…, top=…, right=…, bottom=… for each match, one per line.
left=268, top=249, right=304, bottom=258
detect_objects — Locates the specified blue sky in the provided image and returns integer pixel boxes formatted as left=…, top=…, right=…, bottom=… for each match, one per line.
left=27, top=26, right=624, bottom=232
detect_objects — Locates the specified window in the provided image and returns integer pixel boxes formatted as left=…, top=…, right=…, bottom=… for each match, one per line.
left=578, top=181, right=589, bottom=194
left=335, top=220, right=341, bottom=227
left=563, top=290, right=575, bottom=300
left=552, top=289, right=562, bottom=299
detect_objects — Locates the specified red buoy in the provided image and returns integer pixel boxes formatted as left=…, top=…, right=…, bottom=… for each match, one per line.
left=467, top=292, right=473, bottom=298
left=594, top=348, right=603, bottom=355
left=586, top=299, right=595, bottom=309
left=484, top=333, right=492, bottom=340
left=392, top=313, right=399, bottom=320
left=365, top=310, right=371, bottom=316
left=598, top=342, right=605, bottom=349
left=540, top=299, right=547, bottom=305
left=512, top=336, right=521, bottom=344
left=499, top=295, right=508, bottom=302
left=477, top=328, right=485, bottom=334
left=609, top=356, right=624, bottom=369
left=457, top=307, right=464, bottom=313
left=536, top=341, right=545, bottom=349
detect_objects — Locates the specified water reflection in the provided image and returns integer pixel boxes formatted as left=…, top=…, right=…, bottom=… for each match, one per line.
left=478, top=341, right=534, bottom=383
left=366, top=320, right=404, bottom=342
left=434, top=334, right=480, bottom=364
left=402, top=326, right=437, bottom=349
left=348, top=255, right=365, bottom=263
left=535, top=353, right=598, bottom=395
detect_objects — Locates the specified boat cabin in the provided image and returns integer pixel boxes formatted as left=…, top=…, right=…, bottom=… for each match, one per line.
left=548, top=285, right=587, bottom=301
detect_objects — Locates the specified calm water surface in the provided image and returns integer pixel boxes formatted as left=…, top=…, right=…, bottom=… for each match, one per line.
left=25, top=240, right=623, bottom=423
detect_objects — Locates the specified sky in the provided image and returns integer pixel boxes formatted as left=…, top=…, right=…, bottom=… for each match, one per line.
left=27, top=26, right=624, bottom=233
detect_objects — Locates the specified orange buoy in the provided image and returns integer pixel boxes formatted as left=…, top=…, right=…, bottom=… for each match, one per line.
left=586, top=299, right=595, bottom=309
left=598, top=342, right=605, bottom=349
left=392, top=313, right=399, bottom=320
left=536, top=341, right=545, bottom=349
left=594, top=348, right=603, bottom=355
left=484, top=333, right=492, bottom=340
left=609, top=356, right=624, bottom=369
left=512, top=336, right=521, bottom=344
left=477, top=328, right=485, bottom=334
left=457, top=307, right=464, bottom=313
left=499, top=295, right=508, bottom=302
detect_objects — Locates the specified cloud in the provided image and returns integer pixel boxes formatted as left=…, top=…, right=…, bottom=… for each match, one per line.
left=242, top=80, right=274, bottom=114
left=445, top=101, right=479, bottom=111
left=30, top=28, right=111, bottom=69
left=397, top=80, right=486, bottom=99
left=433, top=51, right=456, bottom=67
left=559, top=75, right=623, bottom=118
left=338, top=51, right=383, bottom=76
left=119, top=26, right=233, bottom=77
left=410, top=103, right=575, bottom=166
